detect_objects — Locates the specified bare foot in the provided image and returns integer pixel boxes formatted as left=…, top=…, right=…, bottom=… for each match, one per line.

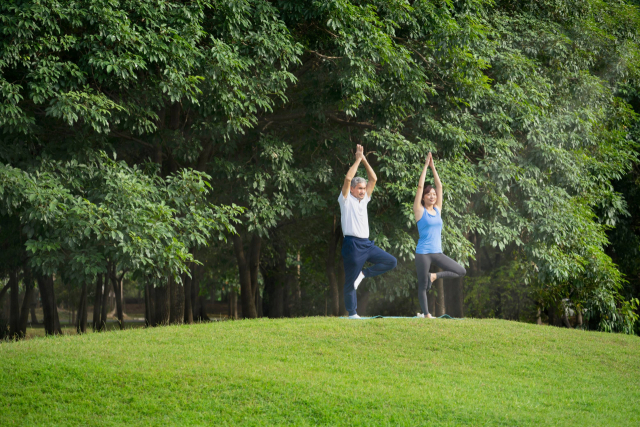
left=426, top=313, right=435, bottom=319
left=430, top=273, right=437, bottom=283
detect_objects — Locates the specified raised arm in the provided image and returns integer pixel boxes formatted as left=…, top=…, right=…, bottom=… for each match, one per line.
left=341, top=145, right=364, bottom=198
left=413, top=153, right=431, bottom=221
left=430, top=154, right=443, bottom=211
left=361, top=151, right=377, bottom=197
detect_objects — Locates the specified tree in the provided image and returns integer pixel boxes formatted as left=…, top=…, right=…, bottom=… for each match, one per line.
left=1, top=0, right=639, bottom=333
left=0, top=0, right=300, bottom=327
left=0, top=153, right=240, bottom=335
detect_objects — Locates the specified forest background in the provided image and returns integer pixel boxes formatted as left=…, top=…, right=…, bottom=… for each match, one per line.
left=1, top=0, right=640, bottom=338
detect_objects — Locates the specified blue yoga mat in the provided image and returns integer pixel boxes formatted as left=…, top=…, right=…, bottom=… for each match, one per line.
left=341, top=314, right=460, bottom=320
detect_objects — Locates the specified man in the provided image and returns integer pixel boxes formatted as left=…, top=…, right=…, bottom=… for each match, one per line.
left=338, top=144, right=397, bottom=319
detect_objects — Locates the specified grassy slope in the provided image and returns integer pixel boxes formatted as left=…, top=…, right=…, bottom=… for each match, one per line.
left=1, top=318, right=639, bottom=426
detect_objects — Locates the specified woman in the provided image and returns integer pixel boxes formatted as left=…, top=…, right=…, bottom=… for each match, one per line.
left=413, top=152, right=466, bottom=318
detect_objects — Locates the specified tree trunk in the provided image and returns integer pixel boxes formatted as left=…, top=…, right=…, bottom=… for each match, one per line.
left=232, top=234, right=258, bottom=319
left=29, top=287, right=39, bottom=325
left=100, top=273, right=112, bottom=331
left=229, top=289, right=238, bottom=319
left=75, top=290, right=81, bottom=332
left=434, top=267, right=445, bottom=317
left=576, top=307, right=583, bottom=328
left=427, top=288, right=435, bottom=316
left=111, top=270, right=124, bottom=330
left=76, top=282, right=88, bottom=334
left=81, top=283, right=88, bottom=333
left=468, top=233, right=478, bottom=276
left=121, top=274, right=125, bottom=315
left=8, top=269, right=20, bottom=338
left=30, top=299, right=38, bottom=324
left=269, top=275, right=284, bottom=318
left=184, top=270, right=193, bottom=324
left=18, top=271, right=35, bottom=338
left=53, top=288, right=61, bottom=333
left=192, top=264, right=208, bottom=321
left=149, top=283, right=157, bottom=324
left=283, top=264, right=293, bottom=318
left=169, top=275, right=177, bottom=324
left=286, top=273, right=299, bottom=317
left=37, top=275, right=51, bottom=334
left=444, top=277, right=464, bottom=318
left=264, top=237, right=287, bottom=318
left=274, top=242, right=286, bottom=318
left=1, top=293, right=8, bottom=335
left=92, top=274, right=103, bottom=331
left=190, top=264, right=199, bottom=319
left=548, top=301, right=560, bottom=327
left=249, top=234, right=262, bottom=303
left=37, top=275, right=61, bottom=335
left=284, top=248, right=304, bottom=318
left=195, top=286, right=210, bottom=321
left=326, top=216, right=341, bottom=316
left=293, top=251, right=302, bottom=314
left=256, top=287, right=263, bottom=318
left=169, top=275, right=184, bottom=325
left=262, top=266, right=281, bottom=318
left=154, top=282, right=170, bottom=326
left=0, top=283, right=9, bottom=305
left=144, top=282, right=153, bottom=327
left=175, top=274, right=185, bottom=324
left=473, top=232, right=482, bottom=274
left=536, top=306, right=542, bottom=325
left=262, top=266, right=275, bottom=318
left=561, top=300, right=573, bottom=328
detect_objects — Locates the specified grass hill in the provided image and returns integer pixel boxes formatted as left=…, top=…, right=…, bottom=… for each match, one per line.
left=1, top=317, right=639, bottom=426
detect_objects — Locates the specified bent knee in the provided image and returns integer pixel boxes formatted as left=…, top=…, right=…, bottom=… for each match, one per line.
left=458, top=267, right=467, bottom=277
left=389, top=256, right=398, bottom=269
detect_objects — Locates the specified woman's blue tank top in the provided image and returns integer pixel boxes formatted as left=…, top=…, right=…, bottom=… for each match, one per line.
left=416, top=206, right=442, bottom=254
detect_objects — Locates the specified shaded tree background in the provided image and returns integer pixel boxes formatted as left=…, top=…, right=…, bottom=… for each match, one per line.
left=1, top=0, right=639, bottom=337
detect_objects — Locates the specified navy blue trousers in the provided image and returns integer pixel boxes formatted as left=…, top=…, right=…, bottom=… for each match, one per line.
left=342, top=236, right=397, bottom=315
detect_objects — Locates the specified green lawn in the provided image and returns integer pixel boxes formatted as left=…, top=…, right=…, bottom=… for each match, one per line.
left=1, top=317, right=639, bottom=426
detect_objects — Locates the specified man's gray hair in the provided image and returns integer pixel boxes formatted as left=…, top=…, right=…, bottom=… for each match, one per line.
left=351, top=176, right=367, bottom=188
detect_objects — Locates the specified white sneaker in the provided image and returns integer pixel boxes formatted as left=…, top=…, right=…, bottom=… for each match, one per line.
left=417, top=313, right=425, bottom=318
left=348, top=314, right=361, bottom=319
left=354, top=272, right=365, bottom=290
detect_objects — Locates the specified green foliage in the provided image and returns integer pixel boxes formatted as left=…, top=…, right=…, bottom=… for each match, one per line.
left=1, top=0, right=639, bottom=332
left=465, top=261, right=537, bottom=321
left=0, top=152, right=242, bottom=285
left=272, top=0, right=640, bottom=331
left=584, top=289, right=639, bottom=334
left=0, top=0, right=301, bottom=141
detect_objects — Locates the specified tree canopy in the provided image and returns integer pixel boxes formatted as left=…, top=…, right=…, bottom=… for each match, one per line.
left=1, top=0, right=639, bottom=336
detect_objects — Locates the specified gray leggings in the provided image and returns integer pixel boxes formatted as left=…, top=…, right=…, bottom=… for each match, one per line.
left=416, top=253, right=466, bottom=315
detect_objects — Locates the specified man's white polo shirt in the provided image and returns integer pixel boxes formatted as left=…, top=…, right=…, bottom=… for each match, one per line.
left=338, top=191, right=370, bottom=239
